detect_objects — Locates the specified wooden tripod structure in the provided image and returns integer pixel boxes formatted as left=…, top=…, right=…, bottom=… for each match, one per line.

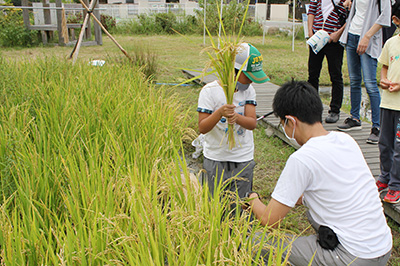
left=69, top=0, right=131, bottom=64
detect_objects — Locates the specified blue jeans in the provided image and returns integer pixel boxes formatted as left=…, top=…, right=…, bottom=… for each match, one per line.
left=346, top=33, right=381, bottom=128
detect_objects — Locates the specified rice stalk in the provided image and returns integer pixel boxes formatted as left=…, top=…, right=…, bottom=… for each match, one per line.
left=201, top=0, right=251, bottom=149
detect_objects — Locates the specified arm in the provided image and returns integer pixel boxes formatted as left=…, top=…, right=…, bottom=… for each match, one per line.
left=308, top=14, right=315, bottom=38
left=198, top=104, right=235, bottom=134
left=381, top=60, right=400, bottom=93
left=228, top=104, right=257, bottom=130
left=380, top=65, right=390, bottom=90
left=389, top=82, right=400, bottom=92
left=247, top=193, right=292, bottom=228
left=357, top=24, right=382, bottom=55
left=329, top=25, right=345, bottom=43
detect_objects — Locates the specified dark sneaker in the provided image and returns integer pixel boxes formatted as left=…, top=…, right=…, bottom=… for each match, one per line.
left=383, top=189, right=400, bottom=204
left=325, top=112, right=340, bottom=123
left=376, top=180, right=388, bottom=193
left=337, top=117, right=362, bottom=131
left=366, top=127, right=380, bottom=145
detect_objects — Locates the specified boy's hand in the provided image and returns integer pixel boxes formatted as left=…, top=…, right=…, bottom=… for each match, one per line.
left=389, top=82, right=400, bottom=92
left=227, top=112, right=238, bottom=125
left=380, top=78, right=391, bottom=90
left=343, top=0, right=352, bottom=8
left=219, top=104, right=236, bottom=118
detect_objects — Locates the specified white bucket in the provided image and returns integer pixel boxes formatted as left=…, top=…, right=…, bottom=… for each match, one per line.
left=306, top=30, right=330, bottom=54
left=89, top=60, right=106, bottom=67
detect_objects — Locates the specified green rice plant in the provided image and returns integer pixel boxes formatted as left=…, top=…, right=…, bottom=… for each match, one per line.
left=105, top=43, right=158, bottom=80
left=0, top=55, right=291, bottom=265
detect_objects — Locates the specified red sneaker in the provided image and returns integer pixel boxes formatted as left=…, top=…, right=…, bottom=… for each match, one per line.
left=384, top=189, right=400, bottom=204
left=376, top=180, right=388, bottom=193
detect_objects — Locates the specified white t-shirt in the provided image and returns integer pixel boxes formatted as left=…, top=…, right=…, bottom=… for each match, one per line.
left=349, top=0, right=368, bottom=35
left=197, top=80, right=256, bottom=162
left=321, top=0, right=334, bottom=21
left=272, top=131, right=392, bottom=259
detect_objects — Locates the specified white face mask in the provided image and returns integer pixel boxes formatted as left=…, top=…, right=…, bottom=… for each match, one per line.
left=236, top=81, right=250, bottom=91
left=280, top=117, right=300, bottom=147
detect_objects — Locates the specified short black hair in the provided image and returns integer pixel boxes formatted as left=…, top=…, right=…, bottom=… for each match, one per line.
left=273, top=80, right=323, bottom=124
left=393, top=1, right=400, bottom=18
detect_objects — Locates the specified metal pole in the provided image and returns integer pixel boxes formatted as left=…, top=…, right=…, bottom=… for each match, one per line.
left=218, top=0, right=223, bottom=49
left=255, top=0, right=258, bottom=21
left=263, top=20, right=265, bottom=44
left=292, top=0, right=295, bottom=52
left=203, top=0, right=206, bottom=46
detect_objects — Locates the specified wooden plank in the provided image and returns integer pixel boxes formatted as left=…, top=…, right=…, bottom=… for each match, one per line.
left=371, top=169, right=380, bottom=177
left=56, top=0, right=65, bottom=45
left=68, top=24, right=86, bottom=29
left=365, top=157, right=380, bottom=164
left=29, top=24, right=58, bottom=31
left=65, top=40, right=98, bottom=47
left=83, top=0, right=91, bottom=39
left=93, top=0, right=102, bottom=45
left=22, top=0, right=31, bottom=28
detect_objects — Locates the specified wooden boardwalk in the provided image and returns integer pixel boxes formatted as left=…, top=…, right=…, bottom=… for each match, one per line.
left=183, top=69, right=400, bottom=224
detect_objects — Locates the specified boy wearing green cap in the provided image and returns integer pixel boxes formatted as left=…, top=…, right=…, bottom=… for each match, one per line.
left=197, top=43, right=269, bottom=200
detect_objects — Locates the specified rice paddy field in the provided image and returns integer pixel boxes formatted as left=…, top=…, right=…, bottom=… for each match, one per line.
left=0, top=34, right=399, bottom=265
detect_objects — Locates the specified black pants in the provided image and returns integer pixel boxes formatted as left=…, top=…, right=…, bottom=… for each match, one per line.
left=308, top=42, right=344, bottom=114
left=378, top=108, right=400, bottom=191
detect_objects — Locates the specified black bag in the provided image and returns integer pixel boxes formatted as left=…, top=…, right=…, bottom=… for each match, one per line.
left=330, top=0, right=349, bottom=27
left=318, top=225, right=339, bottom=250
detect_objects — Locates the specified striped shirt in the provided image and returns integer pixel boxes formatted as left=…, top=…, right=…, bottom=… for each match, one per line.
left=308, top=0, right=347, bottom=34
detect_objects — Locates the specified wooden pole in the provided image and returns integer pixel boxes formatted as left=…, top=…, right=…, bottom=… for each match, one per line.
left=70, top=12, right=90, bottom=63
left=68, top=0, right=98, bottom=62
left=78, top=0, right=131, bottom=60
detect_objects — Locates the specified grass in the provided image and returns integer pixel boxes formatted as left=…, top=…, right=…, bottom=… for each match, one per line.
left=1, top=33, right=399, bottom=264
left=0, top=34, right=346, bottom=85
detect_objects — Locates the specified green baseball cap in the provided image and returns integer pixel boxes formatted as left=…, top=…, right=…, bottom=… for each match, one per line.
left=234, top=43, right=270, bottom=84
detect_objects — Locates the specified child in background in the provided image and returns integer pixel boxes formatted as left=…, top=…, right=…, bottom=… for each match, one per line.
left=376, top=2, right=400, bottom=203
left=197, top=43, right=269, bottom=200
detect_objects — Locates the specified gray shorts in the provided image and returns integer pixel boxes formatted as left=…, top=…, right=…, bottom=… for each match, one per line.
left=202, top=157, right=255, bottom=199
left=253, top=212, right=391, bottom=266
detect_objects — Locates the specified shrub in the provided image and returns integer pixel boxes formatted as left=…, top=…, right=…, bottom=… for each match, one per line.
left=137, top=13, right=160, bottom=34
left=242, top=17, right=263, bottom=36
left=155, top=12, right=177, bottom=34
left=66, top=12, right=83, bottom=24
left=100, top=14, right=116, bottom=32
left=0, top=7, right=40, bottom=47
left=174, top=14, right=199, bottom=35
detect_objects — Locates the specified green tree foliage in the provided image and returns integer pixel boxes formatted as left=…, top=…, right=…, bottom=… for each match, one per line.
left=0, top=6, right=40, bottom=47
left=195, top=0, right=262, bottom=36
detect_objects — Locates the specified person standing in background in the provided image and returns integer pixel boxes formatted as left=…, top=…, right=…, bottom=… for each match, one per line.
left=337, top=0, right=391, bottom=144
left=375, top=2, right=400, bottom=204
left=307, top=0, right=347, bottom=123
